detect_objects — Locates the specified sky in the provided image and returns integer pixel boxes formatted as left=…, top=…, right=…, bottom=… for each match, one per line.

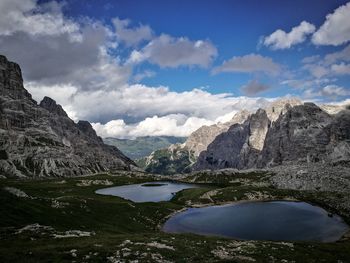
left=0, top=0, right=349, bottom=138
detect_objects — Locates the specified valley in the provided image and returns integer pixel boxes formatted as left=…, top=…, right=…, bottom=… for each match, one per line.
left=1, top=168, right=350, bottom=262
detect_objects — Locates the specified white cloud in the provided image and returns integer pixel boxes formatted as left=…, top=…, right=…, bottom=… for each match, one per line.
left=0, top=0, right=80, bottom=40
left=112, top=17, right=153, bottom=46
left=92, top=114, right=214, bottom=138
left=331, top=63, right=350, bottom=75
left=304, top=85, right=350, bottom=99
left=301, top=44, right=350, bottom=78
left=212, top=54, right=281, bottom=75
left=55, top=84, right=272, bottom=123
left=302, top=63, right=329, bottom=79
left=324, top=44, right=350, bottom=65
left=128, top=34, right=217, bottom=68
left=240, top=80, right=271, bottom=96
left=312, top=2, right=350, bottom=46
left=263, top=21, right=315, bottom=50
left=301, top=55, right=320, bottom=64
left=133, top=70, right=156, bottom=82
left=281, top=78, right=335, bottom=90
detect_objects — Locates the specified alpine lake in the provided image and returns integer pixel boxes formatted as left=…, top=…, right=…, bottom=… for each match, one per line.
left=1, top=171, right=350, bottom=262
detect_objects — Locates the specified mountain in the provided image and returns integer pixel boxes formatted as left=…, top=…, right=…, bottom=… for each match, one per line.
left=258, top=103, right=350, bottom=167
left=185, top=110, right=251, bottom=157
left=0, top=55, right=135, bottom=178
left=195, top=102, right=350, bottom=171
left=103, top=136, right=186, bottom=160
left=141, top=98, right=303, bottom=174
left=137, top=143, right=196, bottom=175
left=137, top=111, right=250, bottom=175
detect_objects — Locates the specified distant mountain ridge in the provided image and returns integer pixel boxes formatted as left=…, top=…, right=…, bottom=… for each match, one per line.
left=103, top=136, right=186, bottom=160
left=195, top=102, right=350, bottom=170
left=0, top=55, right=136, bottom=178
left=141, top=98, right=350, bottom=174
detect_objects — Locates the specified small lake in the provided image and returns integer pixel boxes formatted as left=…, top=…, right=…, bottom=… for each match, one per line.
left=96, top=181, right=197, bottom=202
left=163, top=201, right=349, bottom=242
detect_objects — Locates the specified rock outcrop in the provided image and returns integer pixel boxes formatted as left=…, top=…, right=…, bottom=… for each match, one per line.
left=194, top=108, right=270, bottom=170
left=0, top=55, right=135, bottom=178
left=195, top=102, right=350, bottom=171
left=139, top=110, right=251, bottom=174
left=185, top=110, right=250, bottom=157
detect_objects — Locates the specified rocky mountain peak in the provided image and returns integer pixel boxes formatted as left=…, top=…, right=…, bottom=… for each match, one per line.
left=265, top=97, right=302, bottom=122
left=39, top=96, right=68, bottom=117
left=248, top=108, right=270, bottom=151
left=77, top=120, right=102, bottom=143
left=0, top=54, right=135, bottom=178
left=229, top=109, right=251, bottom=124
left=0, top=55, right=34, bottom=102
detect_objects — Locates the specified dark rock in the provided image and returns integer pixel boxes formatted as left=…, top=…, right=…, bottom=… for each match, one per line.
left=0, top=55, right=136, bottom=178
left=39, top=96, right=68, bottom=117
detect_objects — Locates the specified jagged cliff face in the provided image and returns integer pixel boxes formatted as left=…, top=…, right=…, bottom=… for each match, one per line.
left=0, top=55, right=135, bottom=178
left=138, top=110, right=251, bottom=174
left=194, top=108, right=271, bottom=170
left=140, top=99, right=305, bottom=174
left=259, top=103, right=350, bottom=167
left=195, top=102, right=350, bottom=171
left=185, top=110, right=250, bottom=157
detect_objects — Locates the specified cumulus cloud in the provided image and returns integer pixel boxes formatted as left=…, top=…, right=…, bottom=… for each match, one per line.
left=331, top=63, right=350, bottom=75
left=112, top=17, right=153, bottom=46
left=0, top=0, right=133, bottom=91
left=28, top=81, right=272, bottom=137
left=212, top=54, right=281, bottom=75
left=263, top=21, right=315, bottom=50
left=0, top=0, right=80, bottom=39
left=302, top=64, right=329, bottom=79
left=240, top=80, right=271, bottom=96
left=312, top=2, right=350, bottom=46
left=56, top=84, right=272, bottom=123
left=324, top=44, right=350, bottom=65
left=128, top=34, right=217, bottom=68
left=301, top=55, right=320, bottom=64
left=281, top=78, right=335, bottom=90
left=92, top=114, right=214, bottom=138
left=304, top=85, right=350, bottom=99
left=301, top=44, right=350, bottom=79
left=132, top=70, right=156, bottom=82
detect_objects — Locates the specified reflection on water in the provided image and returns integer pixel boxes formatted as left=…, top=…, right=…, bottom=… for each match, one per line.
left=96, top=181, right=197, bottom=202
left=163, top=201, right=349, bottom=242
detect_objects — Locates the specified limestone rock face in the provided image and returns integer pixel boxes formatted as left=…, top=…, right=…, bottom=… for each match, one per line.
left=185, top=110, right=251, bottom=157
left=265, top=98, right=302, bottom=122
left=195, top=102, right=350, bottom=171
left=0, top=55, right=135, bottom=178
left=258, top=103, right=333, bottom=167
left=39, top=96, right=68, bottom=117
left=194, top=109, right=270, bottom=170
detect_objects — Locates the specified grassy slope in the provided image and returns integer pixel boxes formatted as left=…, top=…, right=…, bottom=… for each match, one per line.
left=138, top=146, right=196, bottom=175
left=0, top=171, right=350, bottom=262
left=103, top=136, right=186, bottom=160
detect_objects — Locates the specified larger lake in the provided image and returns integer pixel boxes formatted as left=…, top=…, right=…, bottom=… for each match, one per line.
left=96, top=181, right=197, bottom=202
left=163, top=201, right=349, bottom=242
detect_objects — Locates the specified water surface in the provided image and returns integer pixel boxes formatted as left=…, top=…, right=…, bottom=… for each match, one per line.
left=96, top=181, right=197, bottom=202
left=163, top=201, right=349, bottom=242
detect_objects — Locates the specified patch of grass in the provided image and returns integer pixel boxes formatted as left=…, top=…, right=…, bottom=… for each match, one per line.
left=0, top=171, right=350, bottom=262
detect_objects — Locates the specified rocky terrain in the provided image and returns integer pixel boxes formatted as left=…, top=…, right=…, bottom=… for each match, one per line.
left=195, top=102, right=350, bottom=170
left=185, top=109, right=251, bottom=157
left=0, top=55, right=135, bottom=178
left=138, top=110, right=252, bottom=174
left=141, top=98, right=305, bottom=174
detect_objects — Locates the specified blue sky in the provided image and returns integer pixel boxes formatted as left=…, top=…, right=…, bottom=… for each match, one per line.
left=56, top=0, right=350, bottom=96
left=1, top=0, right=350, bottom=137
